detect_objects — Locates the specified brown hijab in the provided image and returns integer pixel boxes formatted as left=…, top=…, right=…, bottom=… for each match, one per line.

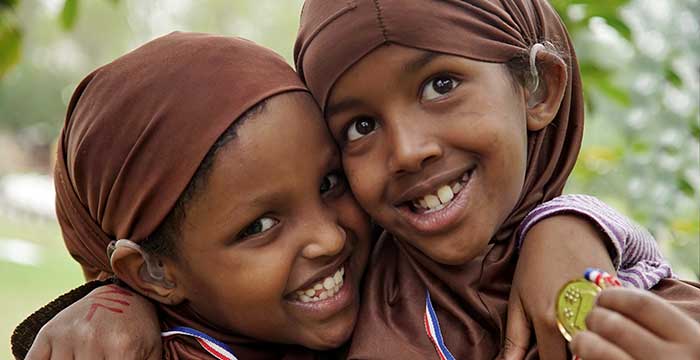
left=294, top=1, right=700, bottom=359
left=55, top=32, right=323, bottom=359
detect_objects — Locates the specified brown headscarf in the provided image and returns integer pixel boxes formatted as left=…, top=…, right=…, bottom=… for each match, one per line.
left=294, top=1, right=700, bottom=359
left=55, top=32, right=323, bottom=359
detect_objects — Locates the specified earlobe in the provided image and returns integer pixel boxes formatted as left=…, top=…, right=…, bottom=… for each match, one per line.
left=525, top=49, right=568, bottom=131
left=110, top=245, right=185, bottom=305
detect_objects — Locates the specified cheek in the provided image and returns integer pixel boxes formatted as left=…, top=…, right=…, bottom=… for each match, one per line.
left=180, top=252, right=293, bottom=333
left=344, top=155, right=384, bottom=211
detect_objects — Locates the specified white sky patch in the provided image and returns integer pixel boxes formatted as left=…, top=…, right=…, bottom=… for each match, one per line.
left=0, top=238, right=43, bottom=266
left=0, top=174, right=56, bottom=219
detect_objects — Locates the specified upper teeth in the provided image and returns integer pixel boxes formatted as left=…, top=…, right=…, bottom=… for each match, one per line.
left=294, top=267, right=345, bottom=303
left=412, top=175, right=468, bottom=213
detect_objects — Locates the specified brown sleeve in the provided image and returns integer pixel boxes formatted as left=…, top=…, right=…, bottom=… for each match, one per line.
left=10, top=279, right=113, bottom=359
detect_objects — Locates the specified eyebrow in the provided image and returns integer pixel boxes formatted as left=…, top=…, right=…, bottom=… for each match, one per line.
left=325, top=98, right=363, bottom=119
left=325, top=52, right=442, bottom=119
left=402, top=52, right=442, bottom=74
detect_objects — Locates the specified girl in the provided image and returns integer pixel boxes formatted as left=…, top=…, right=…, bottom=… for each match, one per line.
left=13, top=4, right=686, bottom=360
left=293, top=0, right=700, bottom=359
left=14, top=31, right=374, bottom=359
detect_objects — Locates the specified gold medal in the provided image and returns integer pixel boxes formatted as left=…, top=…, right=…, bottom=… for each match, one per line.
left=555, top=279, right=601, bottom=341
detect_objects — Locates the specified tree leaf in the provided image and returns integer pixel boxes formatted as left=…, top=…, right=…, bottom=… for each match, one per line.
left=60, top=0, right=79, bottom=30
left=677, top=177, right=695, bottom=197
left=0, top=18, right=22, bottom=79
left=665, top=66, right=683, bottom=88
left=600, top=15, right=632, bottom=40
left=0, top=0, right=18, bottom=10
left=689, top=121, right=700, bottom=141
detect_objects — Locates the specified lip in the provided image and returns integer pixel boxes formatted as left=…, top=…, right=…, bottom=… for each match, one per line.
left=395, top=167, right=476, bottom=234
left=286, top=249, right=351, bottom=296
left=394, top=164, right=475, bottom=205
left=284, top=259, right=356, bottom=321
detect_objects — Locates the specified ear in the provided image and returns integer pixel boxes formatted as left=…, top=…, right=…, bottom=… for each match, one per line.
left=111, top=246, right=185, bottom=305
left=525, top=50, right=568, bottom=131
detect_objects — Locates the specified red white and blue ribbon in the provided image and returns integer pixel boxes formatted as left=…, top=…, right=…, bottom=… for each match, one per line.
left=584, top=268, right=622, bottom=288
left=424, top=290, right=456, bottom=360
left=162, top=326, right=238, bottom=360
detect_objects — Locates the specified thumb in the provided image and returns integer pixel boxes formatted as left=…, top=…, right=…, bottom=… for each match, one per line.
left=24, top=336, right=52, bottom=360
left=501, top=289, right=531, bottom=360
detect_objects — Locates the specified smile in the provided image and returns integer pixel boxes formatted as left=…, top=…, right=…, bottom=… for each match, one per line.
left=292, top=267, right=345, bottom=303
left=409, top=168, right=473, bottom=214
left=396, top=166, right=476, bottom=234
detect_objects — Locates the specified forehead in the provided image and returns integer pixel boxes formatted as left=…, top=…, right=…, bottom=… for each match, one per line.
left=220, top=92, right=334, bottom=182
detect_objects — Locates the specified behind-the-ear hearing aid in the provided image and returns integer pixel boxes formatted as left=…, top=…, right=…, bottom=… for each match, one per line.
left=107, top=239, right=175, bottom=288
left=529, top=42, right=545, bottom=92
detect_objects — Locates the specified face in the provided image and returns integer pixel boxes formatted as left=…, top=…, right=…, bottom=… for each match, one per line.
left=325, top=45, right=529, bottom=265
left=169, top=92, right=371, bottom=349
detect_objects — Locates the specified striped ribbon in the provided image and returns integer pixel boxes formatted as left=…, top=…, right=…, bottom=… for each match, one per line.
left=162, top=326, right=238, bottom=360
left=584, top=268, right=622, bottom=289
left=424, top=290, right=456, bottom=360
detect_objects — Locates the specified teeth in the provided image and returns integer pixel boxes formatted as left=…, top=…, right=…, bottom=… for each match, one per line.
left=424, top=195, right=441, bottom=208
left=323, top=277, right=335, bottom=290
left=410, top=171, right=471, bottom=213
left=294, top=267, right=345, bottom=303
left=437, top=185, right=454, bottom=204
left=333, top=271, right=342, bottom=284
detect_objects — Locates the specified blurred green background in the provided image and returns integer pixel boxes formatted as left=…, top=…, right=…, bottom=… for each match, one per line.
left=0, top=0, right=698, bottom=357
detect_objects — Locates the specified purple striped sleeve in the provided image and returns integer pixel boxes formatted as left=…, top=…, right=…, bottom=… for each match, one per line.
left=516, top=194, right=674, bottom=290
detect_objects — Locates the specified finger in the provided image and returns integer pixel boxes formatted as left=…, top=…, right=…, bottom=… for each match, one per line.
left=501, top=291, right=530, bottom=360
left=25, top=337, right=52, bottom=360
left=570, top=330, right=634, bottom=360
left=532, top=313, right=568, bottom=360
left=44, top=346, right=75, bottom=360
left=596, top=287, right=700, bottom=342
left=585, top=307, right=665, bottom=360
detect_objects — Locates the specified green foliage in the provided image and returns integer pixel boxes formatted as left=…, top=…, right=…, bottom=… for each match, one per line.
left=0, top=11, right=21, bottom=78
left=59, top=0, right=78, bottom=30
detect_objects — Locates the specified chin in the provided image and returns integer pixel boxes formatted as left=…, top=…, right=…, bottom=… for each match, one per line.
left=420, top=236, right=487, bottom=265
left=304, top=308, right=357, bottom=350
left=305, top=322, right=354, bottom=350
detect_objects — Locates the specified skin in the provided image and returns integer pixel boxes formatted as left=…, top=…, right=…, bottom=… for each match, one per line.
left=28, top=91, right=372, bottom=359
left=325, top=44, right=555, bottom=265
left=133, top=92, right=372, bottom=349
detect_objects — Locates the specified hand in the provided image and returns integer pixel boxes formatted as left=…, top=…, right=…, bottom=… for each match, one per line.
left=570, top=287, right=700, bottom=360
left=501, top=215, right=617, bottom=360
left=25, top=284, right=162, bottom=360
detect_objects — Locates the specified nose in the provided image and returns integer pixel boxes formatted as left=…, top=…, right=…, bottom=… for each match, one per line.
left=300, top=205, right=346, bottom=260
left=387, top=118, right=443, bottom=174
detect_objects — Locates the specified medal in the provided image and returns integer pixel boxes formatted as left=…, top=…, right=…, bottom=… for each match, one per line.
left=555, top=268, right=622, bottom=341
left=556, top=279, right=601, bottom=341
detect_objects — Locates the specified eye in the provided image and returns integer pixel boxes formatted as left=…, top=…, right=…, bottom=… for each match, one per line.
left=320, top=171, right=344, bottom=194
left=346, top=117, right=377, bottom=141
left=421, top=75, right=460, bottom=101
left=238, top=217, right=278, bottom=239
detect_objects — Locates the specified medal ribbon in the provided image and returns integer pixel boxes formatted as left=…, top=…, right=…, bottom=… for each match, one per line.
left=162, top=326, right=238, bottom=360
left=424, top=290, right=456, bottom=360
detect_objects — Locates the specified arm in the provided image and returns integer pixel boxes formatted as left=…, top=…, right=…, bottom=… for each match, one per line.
left=516, top=194, right=673, bottom=289
left=12, top=282, right=162, bottom=360
left=502, top=194, right=671, bottom=360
